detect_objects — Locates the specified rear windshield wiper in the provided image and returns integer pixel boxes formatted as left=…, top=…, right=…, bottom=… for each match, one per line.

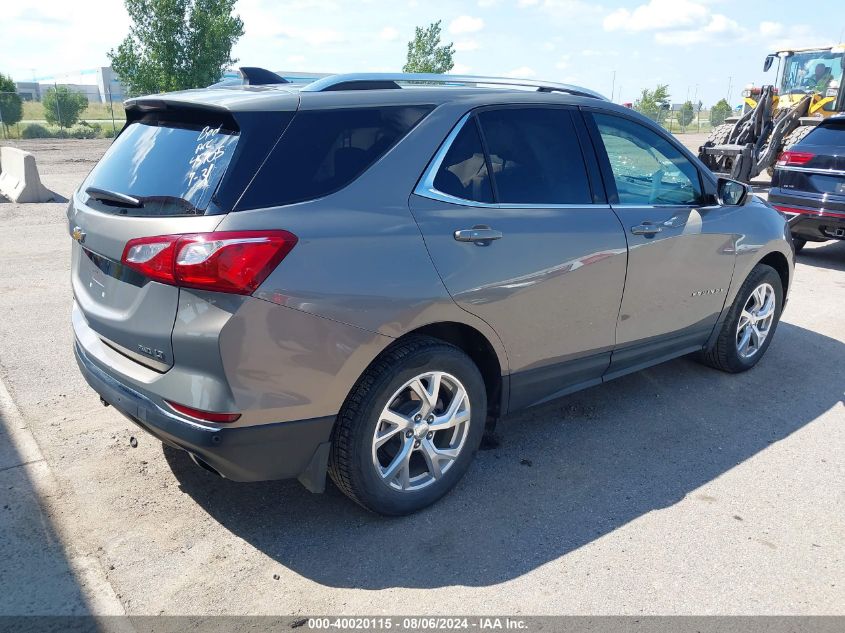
left=85, top=187, right=143, bottom=208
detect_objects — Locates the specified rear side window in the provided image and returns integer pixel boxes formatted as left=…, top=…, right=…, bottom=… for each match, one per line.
left=433, top=118, right=494, bottom=203
left=802, top=121, right=845, bottom=145
left=237, top=105, right=432, bottom=209
left=477, top=107, right=592, bottom=205
left=83, top=121, right=238, bottom=215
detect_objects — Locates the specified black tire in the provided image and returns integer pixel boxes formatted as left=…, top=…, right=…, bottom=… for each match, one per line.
left=700, top=123, right=734, bottom=172
left=699, top=264, right=783, bottom=373
left=792, top=237, right=806, bottom=253
left=782, top=125, right=814, bottom=152
left=706, top=122, right=733, bottom=146
left=328, top=336, right=487, bottom=516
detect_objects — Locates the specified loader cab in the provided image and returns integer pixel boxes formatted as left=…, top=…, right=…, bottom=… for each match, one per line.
left=767, top=46, right=845, bottom=115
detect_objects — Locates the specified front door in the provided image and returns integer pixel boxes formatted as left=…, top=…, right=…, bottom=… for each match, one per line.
left=410, top=106, right=628, bottom=409
left=585, top=111, right=737, bottom=378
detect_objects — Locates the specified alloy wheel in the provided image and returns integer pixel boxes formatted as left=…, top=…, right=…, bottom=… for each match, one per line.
left=735, top=283, right=776, bottom=359
left=371, top=371, right=471, bottom=491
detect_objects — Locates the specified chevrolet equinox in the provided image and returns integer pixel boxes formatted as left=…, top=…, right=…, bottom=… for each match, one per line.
left=70, top=71, right=795, bottom=515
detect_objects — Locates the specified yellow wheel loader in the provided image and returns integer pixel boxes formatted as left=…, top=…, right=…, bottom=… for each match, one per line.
left=699, top=44, right=844, bottom=182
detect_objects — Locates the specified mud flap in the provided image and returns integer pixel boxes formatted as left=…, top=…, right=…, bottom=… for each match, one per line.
left=297, top=441, right=331, bottom=493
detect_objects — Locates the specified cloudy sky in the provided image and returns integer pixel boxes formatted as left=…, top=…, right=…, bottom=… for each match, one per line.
left=1, top=0, right=843, bottom=106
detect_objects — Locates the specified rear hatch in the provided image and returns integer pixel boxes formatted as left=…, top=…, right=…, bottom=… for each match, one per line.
left=69, top=94, right=296, bottom=371
left=775, top=119, right=845, bottom=200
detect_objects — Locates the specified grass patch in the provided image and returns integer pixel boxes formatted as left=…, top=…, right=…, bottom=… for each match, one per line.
left=23, top=100, right=125, bottom=124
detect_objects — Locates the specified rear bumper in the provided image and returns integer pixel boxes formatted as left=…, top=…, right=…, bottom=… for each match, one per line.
left=74, top=340, right=335, bottom=488
left=769, top=190, right=845, bottom=242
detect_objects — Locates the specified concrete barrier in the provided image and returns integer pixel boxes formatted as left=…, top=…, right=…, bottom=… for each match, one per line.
left=0, top=146, right=54, bottom=203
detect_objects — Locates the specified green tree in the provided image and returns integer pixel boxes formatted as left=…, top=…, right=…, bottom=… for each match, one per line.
left=42, top=87, right=88, bottom=127
left=710, top=98, right=733, bottom=126
left=403, top=21, right=455, bottom=74
left=634, top=85, right=670, bottom=123
left=0, top=73, right=23, bottom=134
left=108, top=0, right=244, bottom=96
left=677, top=100, right=694, bottom=130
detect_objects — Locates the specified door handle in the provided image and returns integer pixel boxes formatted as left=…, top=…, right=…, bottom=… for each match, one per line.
left=631, top=223, right=663, bottom=236
left=454, top=226, right=503, bottom=243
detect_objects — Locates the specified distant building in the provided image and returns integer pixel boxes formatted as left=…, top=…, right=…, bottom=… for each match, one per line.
left=14, top=67, right=326, bottom=103
left=14, top=67, right=125, bottom=104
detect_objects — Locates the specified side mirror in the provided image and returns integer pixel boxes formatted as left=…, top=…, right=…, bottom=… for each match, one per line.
left=763, top=55, right=775, bottom=72
left=717, top=178, right=749, bottom=206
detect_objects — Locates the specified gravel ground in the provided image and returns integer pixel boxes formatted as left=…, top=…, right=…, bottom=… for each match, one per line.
left=0, top=138, right=842, bottom=616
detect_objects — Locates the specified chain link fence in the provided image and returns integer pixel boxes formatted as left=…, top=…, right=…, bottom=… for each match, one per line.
left=0, top=88, right=124, bottom=141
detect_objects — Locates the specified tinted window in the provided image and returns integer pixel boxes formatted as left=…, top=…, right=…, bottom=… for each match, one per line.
left=432, top=118, right=494, bottom=203
left=83, top=121, right=238, bottom=215
left=801, top=121, right=845, bottom=146
left=593, top=113, right=702, bottom=205
left=477, top=108, right=591, bottom=205
left=237, top=106, right=432, bottom=209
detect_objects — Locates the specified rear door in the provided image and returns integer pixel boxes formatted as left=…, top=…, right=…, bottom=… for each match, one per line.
left=410, top=106, right=628, bottom=409
left=69, top=110, right=241, bottom=371
left=584, top=110, right=737, bottom=377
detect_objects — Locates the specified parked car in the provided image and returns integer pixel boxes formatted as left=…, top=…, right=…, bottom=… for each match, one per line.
left=769, top=114, right=845, bottom=252
left=70, top=72, right=794, bottom=515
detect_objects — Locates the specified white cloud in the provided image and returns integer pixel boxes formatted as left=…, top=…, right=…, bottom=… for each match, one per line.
left=555, top=54, right=571, bottom=69
left=451, top=63, right=473, bottom=74
left=758, top=21, right=824, bottom=49
left=454, top=39, right=481, bottom=51
left=277, top=25, right=344, bottom=46
left=654, top=13, right=745, bottom=45
left=581, top=48, right=619, bottom=57
left=759, top=21, right=782, bottom=37
left=604, top=0, right=749, bottom=46
left=449, top=15, right=484, bottom=34
left=477, top=0, right=499, bottom=6
left=286, top=54, right=306, bottom=64
left=519, top=0, right=604, bottom=17
left=379, top=26, right=399, bottom=41
left=505, top=66, right=537, bottom=78
left=603, top=0, right=708, bottom=32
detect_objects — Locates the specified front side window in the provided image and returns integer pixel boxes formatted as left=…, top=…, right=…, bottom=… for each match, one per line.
left=432, top=118, right=494, bottom=203
left=477, top=107, right=592, bottom=205
left=237, top=105, right=432, bottom=210
left=593, top=113, right=702, bottom=205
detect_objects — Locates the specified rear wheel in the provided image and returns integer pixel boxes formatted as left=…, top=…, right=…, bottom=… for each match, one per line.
left=699, top=264, right=783, bottom=373
left=328, top=336, right=486, bottom=515
left=792, top=237, right=807, bottom=253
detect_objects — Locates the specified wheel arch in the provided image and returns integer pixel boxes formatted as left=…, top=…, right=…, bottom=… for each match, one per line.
left=759, top=250, right=791, bottom=296
left=394, top=321, right=506, bottom=427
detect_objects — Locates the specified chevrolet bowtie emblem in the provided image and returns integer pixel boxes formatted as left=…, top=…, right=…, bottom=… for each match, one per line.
left=72, top=226, right=86, bottom=244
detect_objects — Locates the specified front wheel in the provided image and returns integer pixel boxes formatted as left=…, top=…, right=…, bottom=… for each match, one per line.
left=328, top=336, right=486, bottom=515
left=699, top=264, right=783, bottom=373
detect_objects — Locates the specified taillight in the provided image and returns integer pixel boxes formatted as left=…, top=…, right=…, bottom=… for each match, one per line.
left=165, top=400, right=241, bottom=423
left=121, top=230, right=297, bottom=294
left=776, top=150, right=815, bottom=167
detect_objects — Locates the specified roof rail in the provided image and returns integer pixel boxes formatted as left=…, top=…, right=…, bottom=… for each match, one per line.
left=300, top=73, right=606, bottom=99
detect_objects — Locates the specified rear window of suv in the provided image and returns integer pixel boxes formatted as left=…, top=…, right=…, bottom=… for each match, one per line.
left=82, top=119, right=239, bottom=216
left=236, top=105, right=433, bottom=210
left=802, top=121, right=845, bottom=145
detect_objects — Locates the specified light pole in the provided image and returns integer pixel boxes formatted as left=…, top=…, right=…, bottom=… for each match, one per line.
left=611, top=70, right=616, bottom=103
